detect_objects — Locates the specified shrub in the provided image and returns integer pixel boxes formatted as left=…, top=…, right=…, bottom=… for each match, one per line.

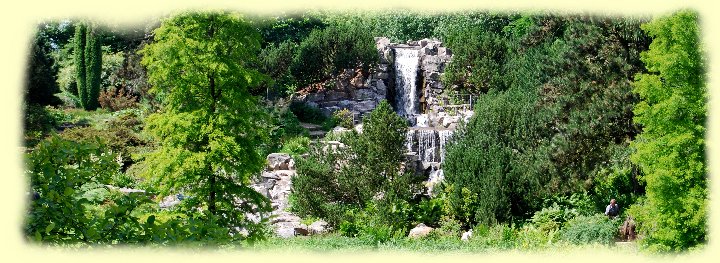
left=289, top=101, right=328, bottom=125
left=529, top=203, right=578, bottom=233
left=333, top=108, right=354, bottom=129
left=292, top=100, right=417, bottom=228
left=24, top=104, right=61, bottom=146
left=290, top=24, right=376, bottom=87
left=265, top=105, right=309, bottom=155
left=58, top=112, right=144, bottom=171
left=25, top=135, right=119, bottom=243
left=279, top=136, right=312, bottom=158
left=443, top=28, right=507, bottom=93
left=560, top=214, right=620, bottom=245
left=413, top=198, right=444, bottom=227
left=258, top=40, right=297, bottom=97
left=98, top=86, right=138, bottom=111
left=443, top=88, right=546, bottom=227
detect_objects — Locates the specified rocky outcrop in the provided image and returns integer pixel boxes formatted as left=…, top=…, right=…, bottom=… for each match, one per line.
left=295, top=65, right=387, bottom=122
left=293, top=37, right=461, bottom=127
left=250, top=153, right=332, bottom=238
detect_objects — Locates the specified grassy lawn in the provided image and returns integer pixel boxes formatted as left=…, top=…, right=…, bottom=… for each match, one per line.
left=245, top=234, right=642, bottom=255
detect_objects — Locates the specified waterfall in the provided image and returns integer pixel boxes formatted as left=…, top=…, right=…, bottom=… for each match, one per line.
left=405, top=130, right=415, bottom=153
left=394, top=48, right=420, bottom=120
left=417, top=129, right=437, bottom=163
left=438, top=130, right=454, bottom=163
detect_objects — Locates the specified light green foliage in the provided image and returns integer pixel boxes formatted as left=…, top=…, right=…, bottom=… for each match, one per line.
left=100, top=47, right=125, bottom=89
left=530, top=203, right=578, bottom=233
left=279, top=136, right=311, bottom=158
left=629, top=10, right=706, bottom=252
left=25, top=135, right=127, bottom=243
left=560, top=214, right=621, bottom=245
left=139, top=11, right=272, bottom=239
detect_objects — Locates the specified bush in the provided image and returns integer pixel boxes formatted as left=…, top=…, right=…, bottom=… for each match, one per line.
left=258, top=40, right=297, bottom=97
left=292, top=100, right=418, bottom=229
left=290, top=24, right=376, bottom=87
left=443, top=28, right=507, bottom=93
left=560, top=214, right=620, bottom=245
left=25, top=135, right=120, bottom=243
left=289, top=101, right=328, bottom=125
left=98, top=86, right=138, bottom=111
left=279, top=136, right=311, bottom=158
left=58, top=111, right=144, bottom=171
left=530, top=203, right=578, bottom=233
left=333, top=108, right=354, bottom=129
left=413, top=198, right=444, bottom=227
left=24, top=104, right=62, bottom=146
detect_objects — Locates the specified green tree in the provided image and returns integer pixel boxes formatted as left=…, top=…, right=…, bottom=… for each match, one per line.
left=442, top=14, right=649, bottom=227
left=85, top=25, right=102, bottom=110
left=139, top=12, right=271, bottom=239
left=26, top=24, right=61, bottom=106
left=74, top=23, right=86, bottom=99
left=74, top=22, right=102, bottom=110
left=293, top=100, right=419, bottom=230
left=629, top=10, right=707, bottom=251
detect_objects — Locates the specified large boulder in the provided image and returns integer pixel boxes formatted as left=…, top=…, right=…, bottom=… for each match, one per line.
left=309, top=220, right=330, bottom=235
left=267, top=153, right=292, bottom=171
left=461, top=229, right=473, bottom=241
left=408, top=223, right=434, bottom=238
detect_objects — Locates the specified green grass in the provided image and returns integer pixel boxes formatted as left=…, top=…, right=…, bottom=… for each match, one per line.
left=244, top=233, right=641, bottom=255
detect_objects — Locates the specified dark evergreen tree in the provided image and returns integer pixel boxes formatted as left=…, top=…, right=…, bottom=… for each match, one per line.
left=73, top=22, right=102, bottom=110
left=73, top=23, right=86, bottom=98
left=85, top=26, right=102, bottom=110
left=26, top=24, right=61, bottom=106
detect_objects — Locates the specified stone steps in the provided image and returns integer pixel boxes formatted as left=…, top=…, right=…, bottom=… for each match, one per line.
left=300, top=122, right=327, bottom=139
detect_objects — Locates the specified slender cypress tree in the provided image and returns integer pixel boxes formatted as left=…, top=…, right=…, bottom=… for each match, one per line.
left=73, top=22, right=102, bottom=110
left=73, top=23, right=86, bottom=99
left=85, top=26, right=102, bottom=110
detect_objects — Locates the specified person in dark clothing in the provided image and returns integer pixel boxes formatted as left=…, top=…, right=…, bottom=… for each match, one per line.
left=605, top=198, right=619, bottom=218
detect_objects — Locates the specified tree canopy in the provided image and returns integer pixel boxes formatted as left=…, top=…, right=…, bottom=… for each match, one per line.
left=629, top=10, right=707, bottom=252
left=139, top=11, right=272, bottom=239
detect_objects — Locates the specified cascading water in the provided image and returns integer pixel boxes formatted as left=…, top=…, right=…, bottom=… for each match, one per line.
left=394, top=48, right=420, bottom=120
left=405, top=129, right=454, bottom=163
left=438, top=130, right=453, bottom=163
left=417, top=129, right=437, bottom=163
left=405, top=130, right=415, bottom=153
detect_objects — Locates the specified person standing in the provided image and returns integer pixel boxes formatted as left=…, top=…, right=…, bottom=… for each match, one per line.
left=605, top=198, right=619, bottom=219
